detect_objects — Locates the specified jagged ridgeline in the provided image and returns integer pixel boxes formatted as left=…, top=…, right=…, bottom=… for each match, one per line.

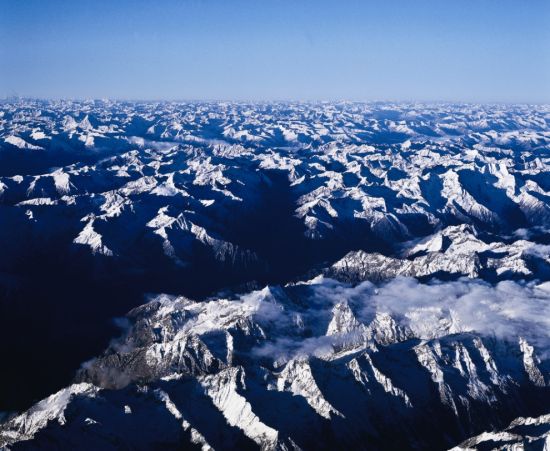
left=0, top=100, right=549, bottom=450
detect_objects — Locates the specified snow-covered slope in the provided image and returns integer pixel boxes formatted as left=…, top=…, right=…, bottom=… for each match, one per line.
left=327, top=224, right=550, bottom=282
left=451, top=414, right=550, bottom=450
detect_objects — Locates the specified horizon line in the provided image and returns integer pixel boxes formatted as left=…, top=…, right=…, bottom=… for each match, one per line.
left=2, top=96, right=549, bottom=106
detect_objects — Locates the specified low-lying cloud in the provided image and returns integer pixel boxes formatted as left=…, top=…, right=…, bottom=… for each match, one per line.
left=93, top=276, right=550, bottom=369
left=248, top=276, right=550, bottom=360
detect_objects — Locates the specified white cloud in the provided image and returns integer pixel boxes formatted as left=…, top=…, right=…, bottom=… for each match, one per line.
left=250, top=276, right=550, bottom=360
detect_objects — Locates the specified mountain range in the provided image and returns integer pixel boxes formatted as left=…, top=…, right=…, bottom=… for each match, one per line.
left=0, top=100, right=549, bottom=450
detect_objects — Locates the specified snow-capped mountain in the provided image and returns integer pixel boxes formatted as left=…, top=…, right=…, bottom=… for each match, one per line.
left=1, top=277, right=549, bottom=449
left=0, top=100, right=549, bottom=450
left=2, top=101, right=550, bottom=278
left=327, top=224, right=550, bottom=282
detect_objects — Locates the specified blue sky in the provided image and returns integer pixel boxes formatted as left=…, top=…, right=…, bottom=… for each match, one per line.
left=1, top=0, right=549, bottom=102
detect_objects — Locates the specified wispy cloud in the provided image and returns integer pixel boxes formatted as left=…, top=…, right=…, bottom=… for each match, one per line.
left=91, top=277, right=550, bottom=370
left=249, top=277, right=550, bottom=360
